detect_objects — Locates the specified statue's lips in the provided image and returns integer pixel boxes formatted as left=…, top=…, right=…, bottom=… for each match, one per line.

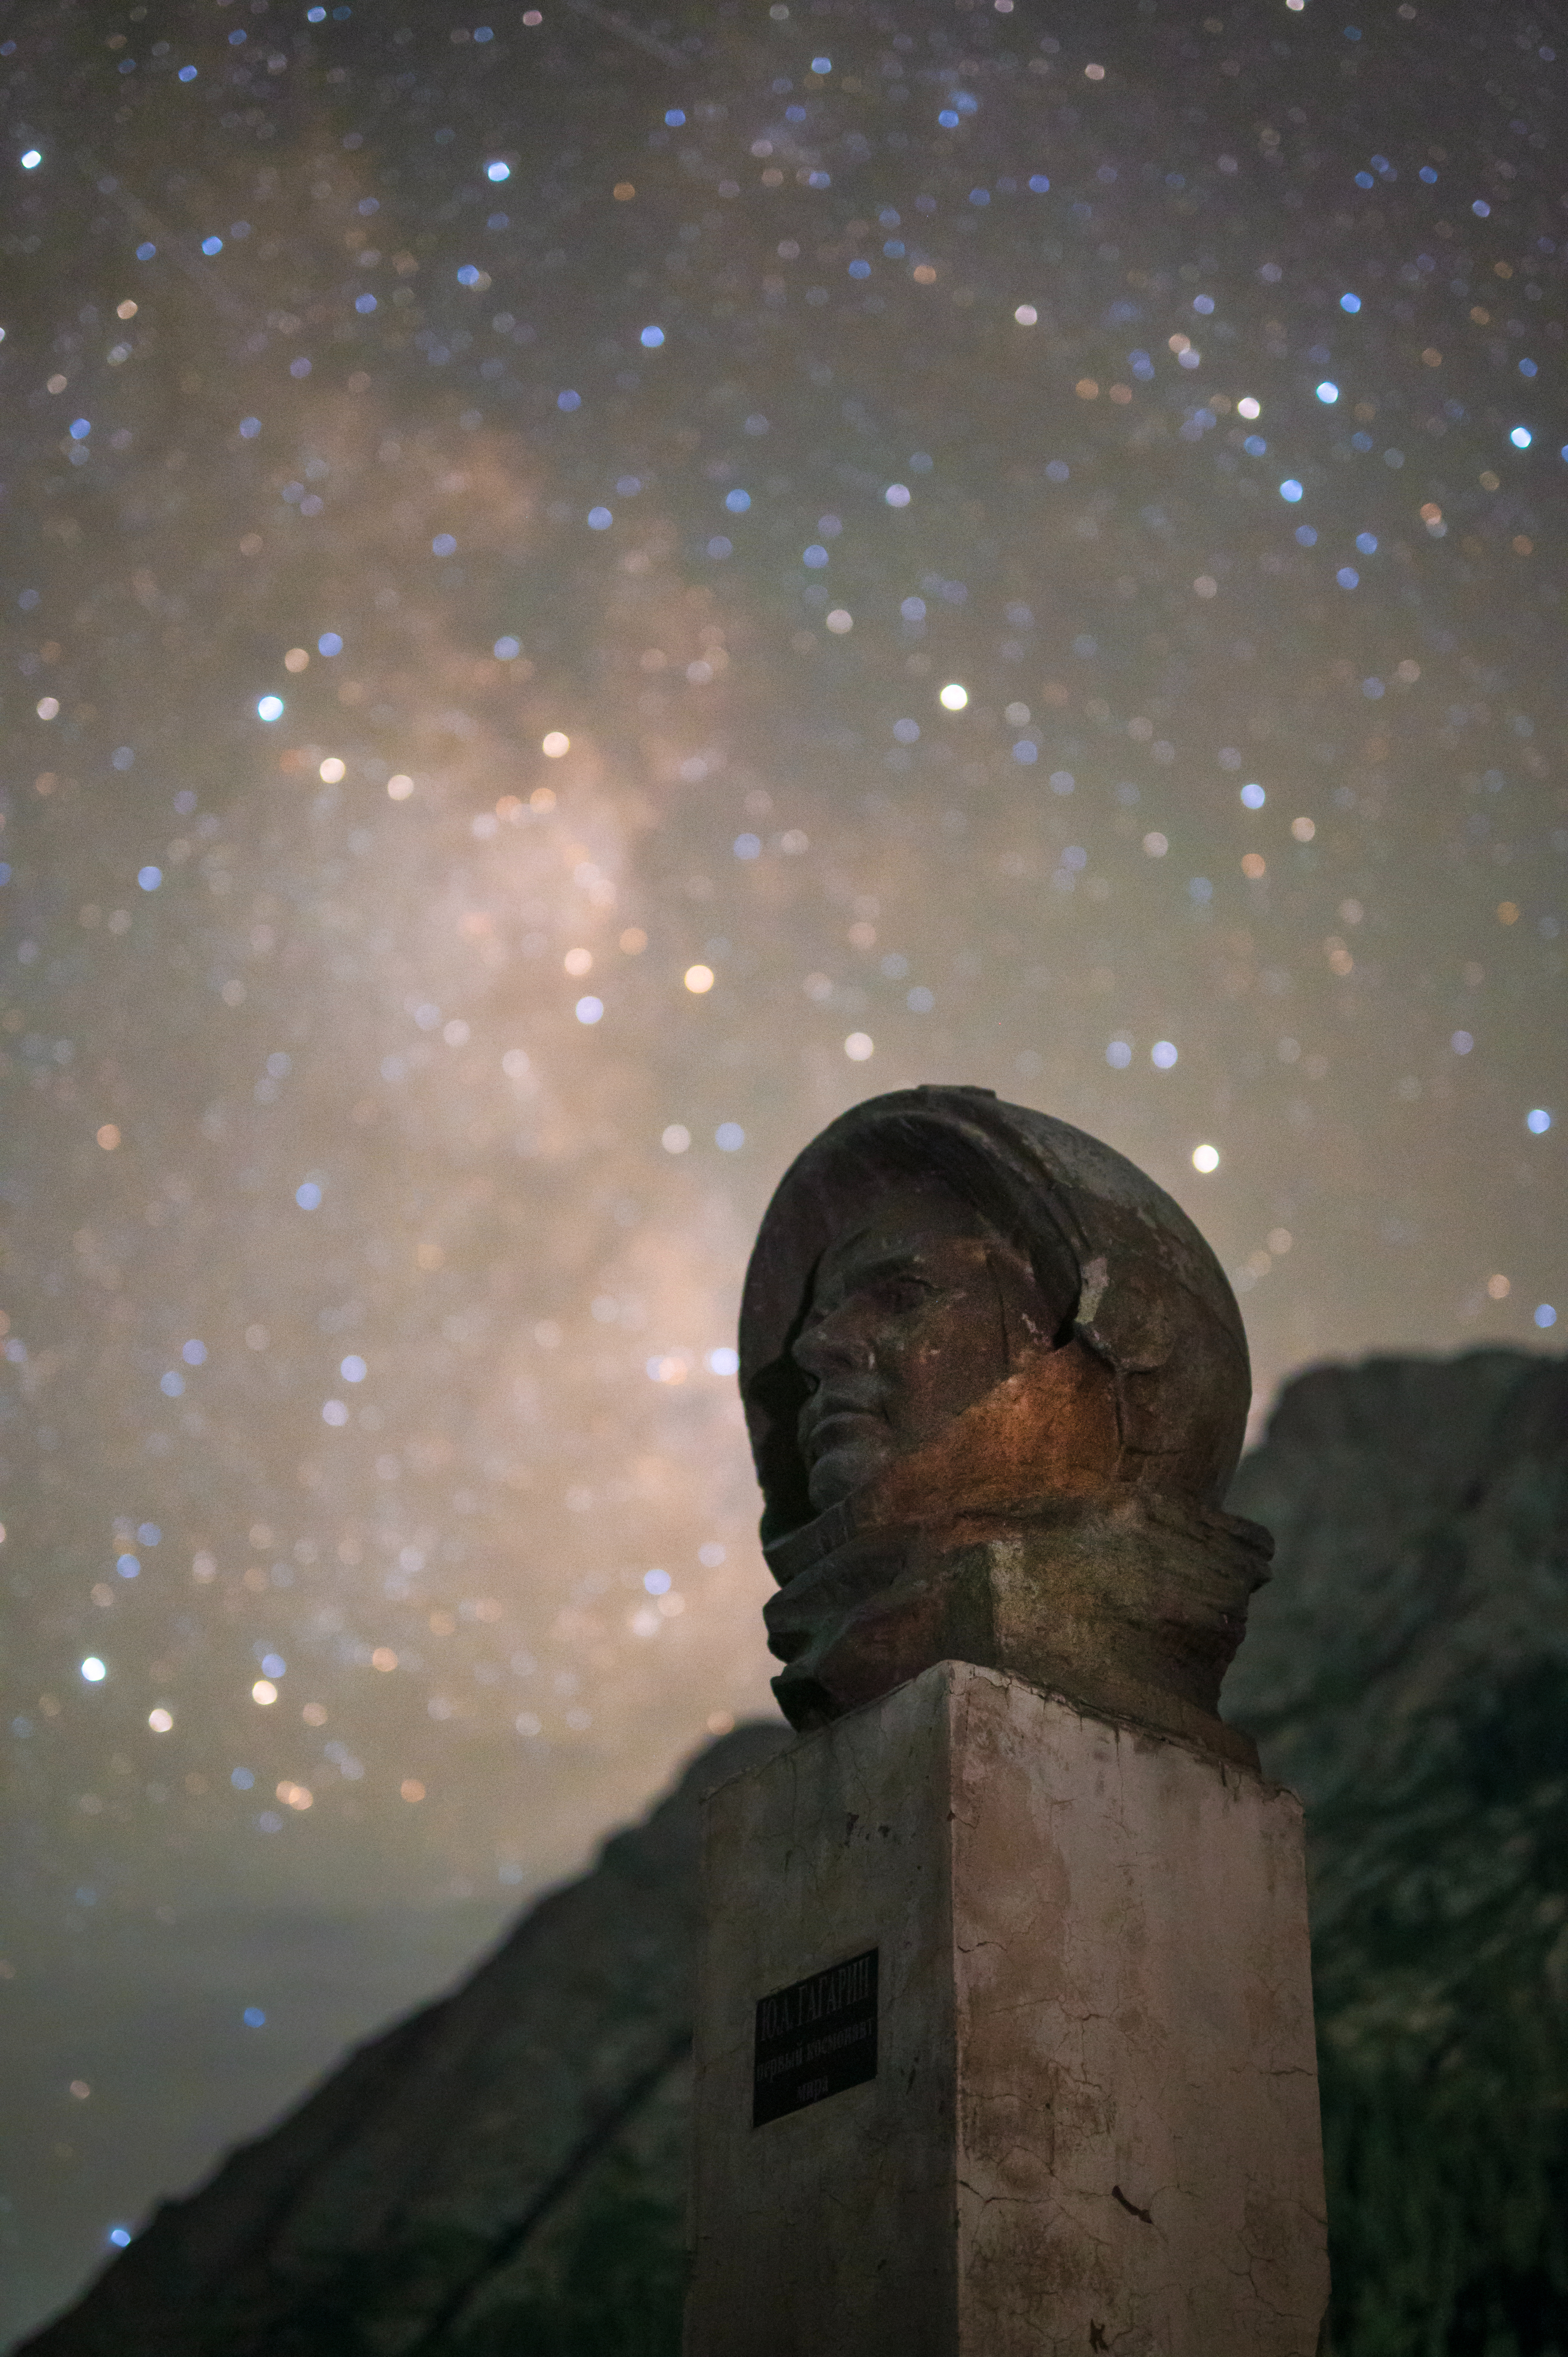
left=799, top=1398, right=887, bottom=1458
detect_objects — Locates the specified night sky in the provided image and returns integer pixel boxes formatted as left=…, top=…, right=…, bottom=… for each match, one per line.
left=1, top=0, right=1564, bottom=2336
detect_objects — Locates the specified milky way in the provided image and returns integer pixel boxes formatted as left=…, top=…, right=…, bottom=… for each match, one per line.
left=0, top=0, right=1563, bottom=2331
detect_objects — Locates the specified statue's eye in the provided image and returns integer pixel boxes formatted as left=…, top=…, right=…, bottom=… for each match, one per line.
left=869, top=1273, right=932, bottom=1315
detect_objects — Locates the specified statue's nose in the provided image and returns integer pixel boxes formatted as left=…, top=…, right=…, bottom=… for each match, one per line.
left=793, top=1309, right=872, bottom=1378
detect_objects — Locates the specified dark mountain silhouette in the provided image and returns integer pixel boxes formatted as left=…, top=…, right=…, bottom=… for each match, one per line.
left=19, top=1350, right=1568, bottom=2357
left=1227, top=1349, right=1568, bottom=2357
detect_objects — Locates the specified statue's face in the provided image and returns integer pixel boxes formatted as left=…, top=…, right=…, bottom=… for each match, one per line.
left=793, top=1184, right=1062, bottom=1512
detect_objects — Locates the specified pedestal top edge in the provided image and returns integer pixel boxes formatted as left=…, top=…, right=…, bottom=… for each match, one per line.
left=697, top=1661, right=1295, bottom=1811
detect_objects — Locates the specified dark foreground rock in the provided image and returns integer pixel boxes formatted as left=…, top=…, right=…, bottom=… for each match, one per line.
left=18, top=1350, right=1568, bottom=2357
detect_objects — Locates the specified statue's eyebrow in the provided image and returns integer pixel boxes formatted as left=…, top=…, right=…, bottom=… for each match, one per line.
left=818, top=1240, right=943, bottom=1297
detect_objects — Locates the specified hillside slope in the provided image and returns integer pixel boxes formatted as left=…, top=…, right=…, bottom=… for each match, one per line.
left=14, top=1723, right=790, bottom=2357
left=1228, top=1350, right=1568, bottom=2357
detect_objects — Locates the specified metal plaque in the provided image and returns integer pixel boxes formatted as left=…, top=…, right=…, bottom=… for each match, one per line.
left=752, top=1947, right=878, bottom=2126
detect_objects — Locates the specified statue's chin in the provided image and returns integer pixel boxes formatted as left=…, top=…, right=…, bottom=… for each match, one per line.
left=804, top=1441, right=892, bottom=1514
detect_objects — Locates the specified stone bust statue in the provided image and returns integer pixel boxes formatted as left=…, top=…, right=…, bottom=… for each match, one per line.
left=738, top=1086, right=1271, bottom=1766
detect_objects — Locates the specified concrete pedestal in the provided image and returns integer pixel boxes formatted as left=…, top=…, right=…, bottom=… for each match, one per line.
left=686, top=1660, right=1328, bottom=2357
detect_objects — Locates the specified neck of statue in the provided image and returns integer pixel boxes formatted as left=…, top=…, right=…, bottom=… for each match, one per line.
left=762, top=1479, right=1272, bottom=1769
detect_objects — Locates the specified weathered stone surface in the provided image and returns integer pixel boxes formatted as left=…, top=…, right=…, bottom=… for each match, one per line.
left=687, top=1661, right=1327, bottom=2357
